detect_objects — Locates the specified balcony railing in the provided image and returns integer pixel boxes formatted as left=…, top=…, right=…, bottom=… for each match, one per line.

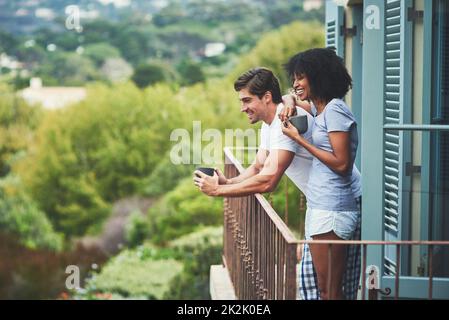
left=222, top=147, right=449, bottom=300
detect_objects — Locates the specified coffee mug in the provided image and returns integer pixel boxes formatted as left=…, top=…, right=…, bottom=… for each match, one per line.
left=195, top=167, right=215, bottom=177
left=289, top=114, right=308, bottom=134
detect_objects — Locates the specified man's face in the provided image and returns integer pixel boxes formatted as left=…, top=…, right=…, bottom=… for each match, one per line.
left=238, top=87, right=267, bottom=124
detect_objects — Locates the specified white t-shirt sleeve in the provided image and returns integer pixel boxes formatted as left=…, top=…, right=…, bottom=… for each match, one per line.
left=270, top=118, right=297, bottom=153
left=259, top=122, right=269, bottom=150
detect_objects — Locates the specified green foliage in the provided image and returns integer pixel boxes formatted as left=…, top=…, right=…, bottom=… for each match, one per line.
left=131, top=62, right=176, bottom=89
left=147, top=178, right=223, bottom=245
left=124, top=210, right=149, bottom=248
left=82, top=249, right=183, bottom=299
left=141, top=154, right=195, bottom=197
left=176, top=59, right=205, bottom=86
left=0, top=175, right=63, bottom=251
left=36, top=51, right=100, bottom=86
left=230, top=21, right=324, bottom=90
left=0, top=84, right=42, bottom=177
left=169, top=225, right=223, bottom=252
left=164, top=226, right=223, bottom=300
left=16, top=82, right=192, bottom=236
left=269, top=176, right=306, bottom=239
left=83, top=43, right=121, bottom=67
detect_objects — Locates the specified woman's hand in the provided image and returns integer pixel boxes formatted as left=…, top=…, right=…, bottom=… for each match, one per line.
left=281, top=120, right=308, bottom=146
left=193, top=170, right=219, bottom=196
left=281, top=120, right=300, bottom=140
left=279, top=94, right=297, bottom=122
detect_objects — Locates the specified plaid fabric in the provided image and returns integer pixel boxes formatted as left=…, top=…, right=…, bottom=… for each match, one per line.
left=298, top=198, right=362, bottom=300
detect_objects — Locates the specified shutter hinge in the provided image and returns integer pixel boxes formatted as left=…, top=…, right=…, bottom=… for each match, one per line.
left=405, top=162, right=421, bottom=176
left=340, top=25, right=357, bottom=37
left=407, top=7, right=424, bottom=22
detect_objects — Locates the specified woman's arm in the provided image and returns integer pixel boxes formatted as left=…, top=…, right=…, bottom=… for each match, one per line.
left=281, top=121, right=352, bottom=175
left=279, top=93, right=312, bottom=122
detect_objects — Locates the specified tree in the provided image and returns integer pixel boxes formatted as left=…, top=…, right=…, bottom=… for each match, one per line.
left=176, top=59, right=205, bottom=86
left=83, top=43, right=121, bottom=67
left=36, top=51, right=100, bottom=86
left=131, top=63, right=173, bottom=88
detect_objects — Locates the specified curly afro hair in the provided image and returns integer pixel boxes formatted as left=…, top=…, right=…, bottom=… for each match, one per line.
left=284, top=48, right=352, bottom=102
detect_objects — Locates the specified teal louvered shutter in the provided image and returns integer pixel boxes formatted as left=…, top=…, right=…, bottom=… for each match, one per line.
left=380, top=0, right=449, bottom=299
left=383, top=0, right=413, bottom=277
left=383, top=0, right=401, bottom=276
left=325, top=0, right=344, bottom=58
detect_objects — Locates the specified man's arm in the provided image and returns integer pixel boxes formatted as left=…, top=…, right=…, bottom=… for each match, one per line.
left=225, top=148, right=269, bottom=184
left=195, top=149, right=294, bottom=197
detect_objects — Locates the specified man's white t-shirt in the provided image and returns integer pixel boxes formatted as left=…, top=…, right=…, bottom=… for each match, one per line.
left=259, top=104, right=314, bottom=197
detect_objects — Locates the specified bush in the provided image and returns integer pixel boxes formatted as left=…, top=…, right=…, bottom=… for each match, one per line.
left=0, top=175, right=63, bottom=251
left=147, top=177, right=223, bottom=245
left=140, top=154, right=195, bottom=197
left=164, top=226, right=223, bottom=299
left=131, top=62, right=176, bottom=88
left=0, top=84, right=42, bottom=177
left=81, top=248, right=182, bottom=299
left=124, top=210, right=149, bottom=248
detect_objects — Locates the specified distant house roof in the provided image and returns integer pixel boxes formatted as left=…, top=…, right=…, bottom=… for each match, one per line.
left=303, top=0, right=323, bottom=11
left=19, top=78, right=86, bottom=110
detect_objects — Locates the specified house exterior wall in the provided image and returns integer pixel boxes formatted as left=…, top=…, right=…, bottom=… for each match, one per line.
left=326, top=0, right=449, bottom=299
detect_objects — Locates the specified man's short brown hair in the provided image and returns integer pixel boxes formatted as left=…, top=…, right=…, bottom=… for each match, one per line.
left=234, top=67, right=283, bottom=104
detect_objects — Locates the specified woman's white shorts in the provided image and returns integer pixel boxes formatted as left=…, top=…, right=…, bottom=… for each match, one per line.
left=305, top=207, right=360, bottom=240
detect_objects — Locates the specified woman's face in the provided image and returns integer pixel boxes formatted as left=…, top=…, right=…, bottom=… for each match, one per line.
left=292, top=73, right=311, bottom=101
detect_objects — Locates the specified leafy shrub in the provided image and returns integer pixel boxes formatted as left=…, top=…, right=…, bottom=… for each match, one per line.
left=169, top=226, right=223, bottom=252
left=0, top=175, right=63, bottom=251
left=140, top=154, right=195, bottom=197
left=124, top=210, right=149, bottom=248
left=164, top=226, right=223, bottom=299
left=147, top=177, right=222, bottom=245
left=0, top=84, right=42, bottom=177
left=82, top=249, right=182, bottom=299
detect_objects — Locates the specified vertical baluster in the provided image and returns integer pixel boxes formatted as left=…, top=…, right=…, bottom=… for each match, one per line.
left=428, top=245, right=433, bottom=300
left=395, top=244, right=400, bottom=300
left=327, top=244, right=332, bottom=300
left=285, top=178, right=289, bottom=225
left=362, top=244, right=367, bottom=300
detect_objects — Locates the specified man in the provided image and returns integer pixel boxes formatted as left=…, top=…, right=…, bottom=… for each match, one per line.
left=194, top=66, right=361, bottom=300
left=193, top=67, right=314, bottom=199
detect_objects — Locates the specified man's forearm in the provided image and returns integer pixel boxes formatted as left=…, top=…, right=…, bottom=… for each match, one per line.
left=216, top=173, right=274, bottom=197
left=227, top=164, right=260, bottom=184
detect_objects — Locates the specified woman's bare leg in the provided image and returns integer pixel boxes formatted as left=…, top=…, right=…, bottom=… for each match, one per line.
left=309, top=231, right=347, bottom=300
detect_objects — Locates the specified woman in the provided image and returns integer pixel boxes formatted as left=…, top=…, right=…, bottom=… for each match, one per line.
left=280, top=48, right=362, bottom=300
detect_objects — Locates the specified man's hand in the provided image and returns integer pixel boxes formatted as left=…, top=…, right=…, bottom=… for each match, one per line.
left=193, top=170, right=219, bottom=196
left=214, top=167, right=228, bottom=185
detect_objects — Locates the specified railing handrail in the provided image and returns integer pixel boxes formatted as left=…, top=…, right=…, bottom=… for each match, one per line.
left=224, top=147, right=297, bottom=244
left=295, top=240, right=449, bottom=245
left=224, top=147, right=449, bottom=247
left=222, top=147, right=449, bottom=300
